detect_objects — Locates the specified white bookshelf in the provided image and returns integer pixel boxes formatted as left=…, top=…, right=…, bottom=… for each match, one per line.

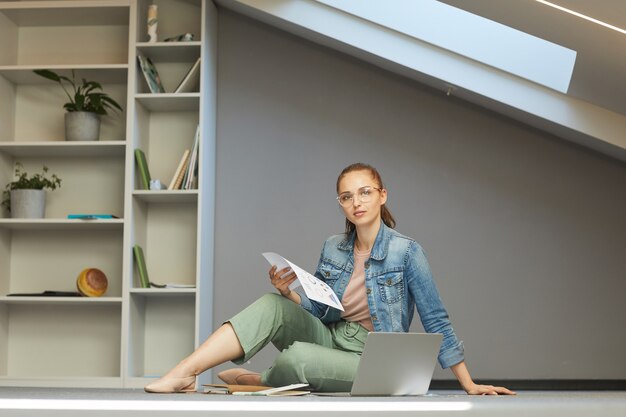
left=126, top=0, right=216, bottom=390
left=0, top=0, right=217, bottom=388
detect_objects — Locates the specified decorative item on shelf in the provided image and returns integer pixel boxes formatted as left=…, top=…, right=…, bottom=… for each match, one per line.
left=33, top=69, right=123, bottom=141
left=147, top=4, right=158, bottom=43
left=150, top=179, right=166, bottom=190
left=150, top=283, right=195, bottom=289
left=164, top=33, right=194, bottom=42
left=137, top=52, right=166, bottom=94
left=1, top=162, right=62, bottom=218
left=76, top=268, right=108, bottom=297
left=67, top=214, right=119, bottom=220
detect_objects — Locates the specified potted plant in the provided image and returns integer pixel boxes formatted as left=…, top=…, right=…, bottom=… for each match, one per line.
left=2, top=162, right=62, bottom=218
left=33, top=69, right=123, bottom=141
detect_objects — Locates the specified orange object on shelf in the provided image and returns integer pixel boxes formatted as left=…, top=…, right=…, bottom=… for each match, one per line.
left=76, top=268, right=108, bottom=297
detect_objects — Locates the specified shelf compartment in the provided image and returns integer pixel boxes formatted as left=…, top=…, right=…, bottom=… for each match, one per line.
left=128, top=293, right=195, bottom=378
left=0, top=3, right=130, bottom=67
left=133, top=108, right=199, bottom=191
left=0, top=303, right=121, bottom=378
left=135, top=41, right=201, bottom=94
left=0, top=3, right=130, bottom=27
left=132, top=201, right=197, bottom=289
left=0, top=141, right=126, bottom=157
left=0, top=82, right=127, bottom=142
left=136, top=0, right=202, bottom=44
left=0, top=156, right=125, bottom=219
left=0, top=228, right=123, bottom=298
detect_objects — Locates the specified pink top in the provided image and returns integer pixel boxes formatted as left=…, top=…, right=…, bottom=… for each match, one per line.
left=341, top=246, right=374, bottom=331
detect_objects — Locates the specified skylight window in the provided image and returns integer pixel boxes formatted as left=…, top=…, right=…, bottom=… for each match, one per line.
left=315, top=0, right=577, bottom=93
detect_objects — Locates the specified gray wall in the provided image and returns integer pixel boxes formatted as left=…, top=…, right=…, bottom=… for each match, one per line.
left=213, top=10, right=626, bottom=381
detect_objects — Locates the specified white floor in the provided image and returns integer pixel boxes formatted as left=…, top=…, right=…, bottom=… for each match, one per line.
left=0, top=388, right=625, bottom=417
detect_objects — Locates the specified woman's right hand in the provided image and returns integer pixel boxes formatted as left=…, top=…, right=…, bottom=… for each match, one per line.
left=269, top=265, right=298, bottom=297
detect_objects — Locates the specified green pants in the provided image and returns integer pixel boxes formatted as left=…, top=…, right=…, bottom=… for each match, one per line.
left=228, top=293, right=369, bottom=392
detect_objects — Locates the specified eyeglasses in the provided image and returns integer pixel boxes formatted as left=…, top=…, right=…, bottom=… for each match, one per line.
left=336, top=186, right=382, bottom=207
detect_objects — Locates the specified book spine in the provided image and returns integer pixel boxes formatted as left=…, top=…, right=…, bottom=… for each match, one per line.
left=67, top=214, right=118, bottom=219
left=132, top=245, right=151, bottom=289
left=183, top=125, right=200, bottom=189
left=168, top=149, right=190, bottom=190
left=137, top=53, right=165, bottom=94
left=173, top=154, right=191, bottom=190
left=174, top=57, right=201, bottom=93
left=134, top=149, right=151, bottom=190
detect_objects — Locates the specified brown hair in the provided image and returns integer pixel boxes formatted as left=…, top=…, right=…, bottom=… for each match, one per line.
left=336, top=163, right=396, bottom=235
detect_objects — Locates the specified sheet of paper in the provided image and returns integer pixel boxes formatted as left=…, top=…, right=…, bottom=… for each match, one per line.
left=262, top=252, right=344, bottom=311
left=232, top=383, right=310, bottom=396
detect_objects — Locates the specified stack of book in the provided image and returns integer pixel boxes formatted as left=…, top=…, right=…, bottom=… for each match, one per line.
left=168, top=124, right=200, bottom=190
left=133, top=124, right=200, bottom=191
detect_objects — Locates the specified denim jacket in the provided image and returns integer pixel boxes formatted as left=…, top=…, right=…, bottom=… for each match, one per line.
left=297, top=222, right=465, bottom=369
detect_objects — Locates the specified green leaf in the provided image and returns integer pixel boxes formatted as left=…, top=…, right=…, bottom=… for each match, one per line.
left=74, top=92, right=85, bottom=110
left=33, top=69, right=61, bottom=82
left=58, top=75, right=74, bottom=85
left=84, top=81, right=102, bottom=90
left=31, top=68, right=122, bottom=116
left=101, top=96, right=123, bottom=112
left=1, top=162, right=62, bottom=211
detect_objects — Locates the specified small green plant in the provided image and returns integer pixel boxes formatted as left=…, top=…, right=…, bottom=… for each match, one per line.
left=33, top=69, right=123, bottom=115
left=2, top=163, right=62, bottom=212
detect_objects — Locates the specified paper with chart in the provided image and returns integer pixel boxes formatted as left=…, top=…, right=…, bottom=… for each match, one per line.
left=262, top=252, right=344, bottom=311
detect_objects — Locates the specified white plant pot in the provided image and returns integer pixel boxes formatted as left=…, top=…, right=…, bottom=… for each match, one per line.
left=65, top=111, right=101, bottom=141
left=10, top=189, right=46, bottom=219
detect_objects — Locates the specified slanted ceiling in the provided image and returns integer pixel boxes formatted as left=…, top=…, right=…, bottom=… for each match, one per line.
left=215, top=0, right=626, bottom=162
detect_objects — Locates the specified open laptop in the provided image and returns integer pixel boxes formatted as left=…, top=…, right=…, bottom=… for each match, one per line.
left=324, top=332, right=443, bottom=396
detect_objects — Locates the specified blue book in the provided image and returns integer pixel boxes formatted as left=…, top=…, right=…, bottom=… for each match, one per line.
left=67, top=214, right=119, bottom=220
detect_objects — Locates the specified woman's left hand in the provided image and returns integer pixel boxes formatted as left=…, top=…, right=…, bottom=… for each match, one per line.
left=465, top=383, right=516, bottom=395
left=451, top=361, right=516, bottom=395
left=268, top=265, right=298, bottom=297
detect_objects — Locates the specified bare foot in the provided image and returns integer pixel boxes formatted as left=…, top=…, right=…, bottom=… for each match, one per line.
left=144, top=375, right=196, bottom=393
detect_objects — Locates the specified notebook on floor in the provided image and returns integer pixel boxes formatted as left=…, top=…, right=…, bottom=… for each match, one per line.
left=318, top=332, right=443, bottom=396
